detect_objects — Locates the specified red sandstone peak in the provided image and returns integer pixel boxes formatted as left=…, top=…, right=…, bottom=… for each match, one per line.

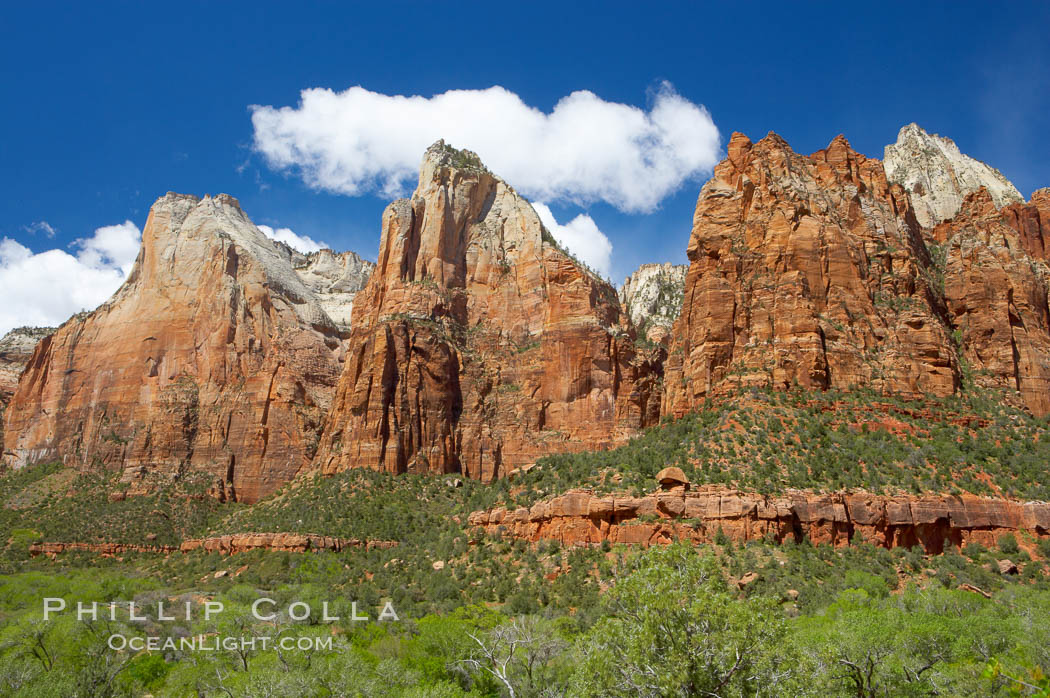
left=311, top=141, right=662, bottom=481
left=664, top=129, right=960, bottom=416
left=665, top=126, right=1050, bottom=418
left=2, top=193, right=346, bottom=502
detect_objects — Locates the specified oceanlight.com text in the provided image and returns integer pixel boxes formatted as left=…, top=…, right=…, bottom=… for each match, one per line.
left=107, top=634, right=334, bottom=653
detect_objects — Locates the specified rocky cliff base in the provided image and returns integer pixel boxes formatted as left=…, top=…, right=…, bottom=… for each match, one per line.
left=468, top=486, right=1050, bottom=555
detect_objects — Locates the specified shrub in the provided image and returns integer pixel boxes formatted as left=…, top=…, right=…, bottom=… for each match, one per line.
left=998, top=533, right=1020, bottom=556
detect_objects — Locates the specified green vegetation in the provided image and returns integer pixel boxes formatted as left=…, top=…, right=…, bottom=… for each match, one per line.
left=2, top=385, right=1050, bottom=694
left=505, top=386, right=1050, bottom=504
left=434, top=141, right=488, bottom=173
left=0, top=463, right=232, bottom=560
left=0, top=540, right=1046, bottom=696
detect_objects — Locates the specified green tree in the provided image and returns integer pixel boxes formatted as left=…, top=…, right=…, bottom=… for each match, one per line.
left=569, top=544, right=800, bottom=697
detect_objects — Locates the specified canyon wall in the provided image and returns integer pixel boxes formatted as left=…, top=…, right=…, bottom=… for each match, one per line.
left=664, top=129, right=1050, bottom=417
left=2, top=194, right=346, bottom=502
left=0, top=327, right=53, bottom=449
left=662, top=132, right=960, bottom=416
left=312, top=142, right=662, bottom=482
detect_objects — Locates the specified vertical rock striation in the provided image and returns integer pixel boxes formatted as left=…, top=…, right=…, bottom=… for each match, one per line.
left=663, top=132, right=960, bottom=417
left=0, top=327, right=54, bottom=449
left=312, top=141, right=662, bottom=482
left=665, top=126, right=1050, bottom=419
left=2, top=194, right=345, bottom=502
left=934, top=188, right=1050, bottom=414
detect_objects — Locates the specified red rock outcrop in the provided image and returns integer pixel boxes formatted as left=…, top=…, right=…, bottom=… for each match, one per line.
left=663, top=132, right=965, bottom=416
left=934, top=188, right=1050, bottom=414
left=663, top=130, right=1050, bottom=419
left=468, top=486, right=1050, bottom=555
left=178, top=532, right=397, bottom=554
left=3, top=194, right=346, bottom=502
left=28, top=533, right=398, bottom=558
left=312, top=142, right=662, bottom=481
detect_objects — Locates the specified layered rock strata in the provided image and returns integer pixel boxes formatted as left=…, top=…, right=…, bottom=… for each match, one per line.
left=468, top=486, right=1050, bottom=555
left=3, top=194, right=346, bottom=502
left=179, top=532, right=397, bottom=554
left=313, top=142, right=662, bottom=481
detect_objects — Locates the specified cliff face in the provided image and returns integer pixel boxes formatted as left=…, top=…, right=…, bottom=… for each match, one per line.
left=312, top=142, right=662, bottom=482
left=468, top=486, right=1050, bottom=554
left=0, top=327, right=54, bottom=448
left=618, top=263, right=687, bottom=343
left=935, top=188, right=1050, bottom=414
left=663, top=132, right=960, bottom=417
left=884, top=123, right=1023, bottom=229
left=276, top=245, right=375, bottom=329
left=2, top=194, right=345, bottom=503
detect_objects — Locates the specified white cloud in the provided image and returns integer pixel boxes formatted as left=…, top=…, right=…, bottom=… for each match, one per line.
left=23, top=221, right=56, bottom=238
left=532, top=202, right=613, bottom=278
left=257, top=224, right=327, bottom=253
left=0, top=221, right=141, bottom=336
left=250, top=82, right=720, bottom=213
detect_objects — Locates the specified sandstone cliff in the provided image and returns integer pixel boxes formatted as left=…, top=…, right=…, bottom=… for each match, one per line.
left=2, top=193, right=345, bottom=502
left=468, top=486, right=1050, bottom=555
left=0, top=327, right=53, bottom=448
left=312, top=142, right=662, bottom=482
left=934, top=188, right=1050, bottom=414
left=884, top=123, right=1023, bottom=229
left=276, top=245, right=375, bottom=329
left=663, top=132, right=961, bottom=416
left=618, top=263, right=687, bottom=343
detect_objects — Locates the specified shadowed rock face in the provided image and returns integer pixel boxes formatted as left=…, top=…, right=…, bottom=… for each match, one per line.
left=312, top=141, right=662, bottom=482
left=2, top=193, right=346, bottom=503
left=663, top=132, right=961, bottom=416
left=468, top=486, right=1050, bottom=555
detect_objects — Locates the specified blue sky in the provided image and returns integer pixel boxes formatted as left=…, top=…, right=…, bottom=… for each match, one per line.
left=1, top=1, right=1048, bottom=332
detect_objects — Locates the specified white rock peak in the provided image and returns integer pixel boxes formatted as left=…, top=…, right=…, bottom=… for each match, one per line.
left=273, top=244, right=375, bottom=329
left=618, top=262, right=687, bottom=330
left=884, top=123, right=1023, bottom=229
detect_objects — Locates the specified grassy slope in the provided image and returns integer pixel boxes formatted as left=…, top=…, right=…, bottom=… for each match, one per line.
left=2, top=387, right=1050, bottom=695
